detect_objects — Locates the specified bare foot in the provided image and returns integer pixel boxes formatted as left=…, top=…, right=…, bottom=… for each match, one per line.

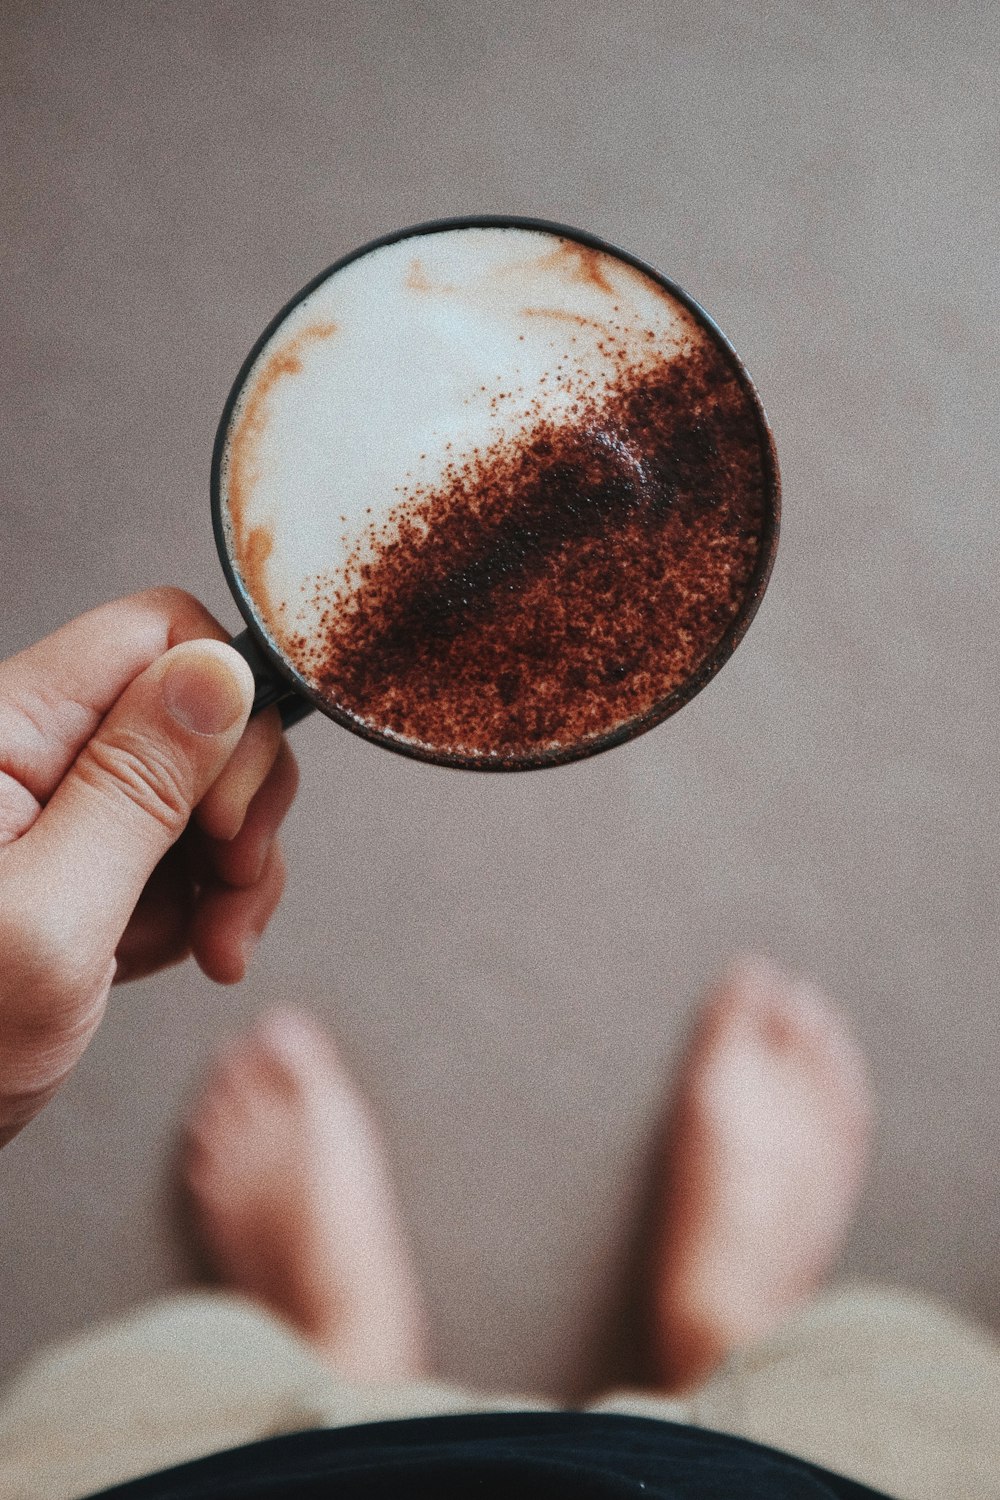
left=652, top=958, right=873, bottom=1392
left=181, top=1009, right=428, bottom=1381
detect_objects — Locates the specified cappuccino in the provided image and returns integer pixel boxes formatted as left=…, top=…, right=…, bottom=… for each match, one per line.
left=217, top=221, right=778, bottom=768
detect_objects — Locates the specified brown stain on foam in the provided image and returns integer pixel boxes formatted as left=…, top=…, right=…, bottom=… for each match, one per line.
left=404, top=257, right=460, bottom=297
left=532, top=239, right=617, bottom=296
left=541, top=238, right=696, bottom=326
left=406, top=258, right=432, bottom=292
left=226, top=319, right=337, bottom=628
left=520, top=305, right=608, bottom=332
left=243, top=524, right=275, bottom=595
left=409, top=241, right=617, bottom=305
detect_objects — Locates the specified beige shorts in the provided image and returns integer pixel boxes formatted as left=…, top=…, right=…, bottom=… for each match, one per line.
left=1, top=1283, right=998, bottom=1500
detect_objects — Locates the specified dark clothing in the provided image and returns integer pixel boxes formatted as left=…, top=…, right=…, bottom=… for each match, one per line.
left=92, top=1411, right=895, bottom=1500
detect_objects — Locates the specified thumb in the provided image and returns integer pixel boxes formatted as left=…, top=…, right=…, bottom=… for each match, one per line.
left=22, top=639, right=255, bottom=959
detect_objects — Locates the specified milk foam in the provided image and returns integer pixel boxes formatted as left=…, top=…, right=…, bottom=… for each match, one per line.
left=220, top=226, right=701, bottom=670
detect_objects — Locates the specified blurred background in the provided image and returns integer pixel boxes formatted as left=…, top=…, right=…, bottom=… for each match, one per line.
left=1, top=0, right=998, bottom=1398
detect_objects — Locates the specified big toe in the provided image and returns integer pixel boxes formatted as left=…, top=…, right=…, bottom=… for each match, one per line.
left=251, top=1008, right=351, bottom=1092
left=680, top=955, right=875, bottom=1161
left=735, top=959, right=873, bottom=1125
left=712, top=958, right=866, bottom=1067
left=181, top=1027, right=302, bottom=1193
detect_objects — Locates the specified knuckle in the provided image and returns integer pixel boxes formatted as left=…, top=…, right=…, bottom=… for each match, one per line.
left=136, top=584, right=197, bottom=616
left=0, top=770, right=40, bottom=843
left=139, top=586, right=225, bottom=643
left=144, top=584, right=195, bottom=610
left=77, top=729, right=193, bottom=837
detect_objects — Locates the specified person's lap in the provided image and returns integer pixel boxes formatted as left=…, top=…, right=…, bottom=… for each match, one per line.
left=2, top=1282, right=999, bottom=1500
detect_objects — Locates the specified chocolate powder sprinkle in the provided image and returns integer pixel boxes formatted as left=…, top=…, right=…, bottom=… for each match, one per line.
left=289, top=334, right=770, bottom=762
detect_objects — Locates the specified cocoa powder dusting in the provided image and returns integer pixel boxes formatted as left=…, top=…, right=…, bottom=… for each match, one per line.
left=292, top=334, right=771, bottom=764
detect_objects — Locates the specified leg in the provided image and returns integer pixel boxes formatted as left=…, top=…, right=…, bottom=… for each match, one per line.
left=181, top=1008, right=428, bottom=1381
left=0, top=1291, right=343, bottom=1500
left=0, top=1010, right=547, bottom=1500
left=597, top=958, right=1000, bottom=1500
left=180, top=1007, right=551, bottom=1428
left=690, top=1282, right=1000, bottom=1500
left=650, top=956, right=872, bottom=1391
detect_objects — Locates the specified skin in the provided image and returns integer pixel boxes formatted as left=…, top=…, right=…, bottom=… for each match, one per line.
left=183, top=1008, right=429, bottom=1381
left=0, top=587, right=299, bottom=1148
left=651, top=960, right=873, bottom=1390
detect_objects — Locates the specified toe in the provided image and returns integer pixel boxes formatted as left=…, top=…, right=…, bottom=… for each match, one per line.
left=257, top=1007, right=338, bottom=1064
left=200, top=1040, right=262, bottom=1114
left=694, top=956, right=804, bottom=1050
left=720, top=959, right=841, bottom=1057
left=757, top=980, right=830, bottom=1053
left=779, top=984, right=874, bottom=1117
left=183, top=1036, right=280, bottom=1164
left=720, top=954, right=796, bottom=1010
left=681, top=970, right=756, bottom=1062
left=218, top=1033, right=293, bottom=1111
left=254, top=1008, right=353, bottom=1095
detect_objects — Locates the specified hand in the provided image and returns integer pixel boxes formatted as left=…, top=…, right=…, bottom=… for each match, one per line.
left=0, top=588, right=300, bottom=1148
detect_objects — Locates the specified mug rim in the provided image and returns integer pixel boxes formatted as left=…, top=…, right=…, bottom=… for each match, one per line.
left=210, top=213, right=781, bottom=771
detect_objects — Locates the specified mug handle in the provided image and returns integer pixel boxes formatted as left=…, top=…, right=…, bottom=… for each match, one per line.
left=230, top=629, right=315, bottom=731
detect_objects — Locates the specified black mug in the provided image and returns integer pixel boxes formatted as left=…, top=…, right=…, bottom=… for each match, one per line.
left=211, top=216, right=780, bottom=767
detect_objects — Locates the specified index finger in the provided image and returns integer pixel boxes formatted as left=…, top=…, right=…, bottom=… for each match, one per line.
left=0, top=587, right=231, bottom=806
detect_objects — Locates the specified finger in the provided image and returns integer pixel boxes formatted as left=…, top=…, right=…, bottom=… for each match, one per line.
left=15, top=640, right=254, bottom=968
left=205, top=739, right=299, bottom=888
left=0, top=587, right=230, bottom=808
left=0, top=773, right=40, bottom=847
left=191, top=842, right=287, bottom=985
left=114, top=847, right=195, bottom=984
left=196, top=706, right=283, bottom=842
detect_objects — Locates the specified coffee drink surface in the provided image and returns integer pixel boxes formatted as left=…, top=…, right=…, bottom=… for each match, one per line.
left=218, top=222, right=778, bottom=768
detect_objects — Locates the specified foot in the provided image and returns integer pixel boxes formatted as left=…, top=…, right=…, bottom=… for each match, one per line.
left=181, top=1008, right=428, bottom=1381
left=652, top=957, right=873, bottom=1392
